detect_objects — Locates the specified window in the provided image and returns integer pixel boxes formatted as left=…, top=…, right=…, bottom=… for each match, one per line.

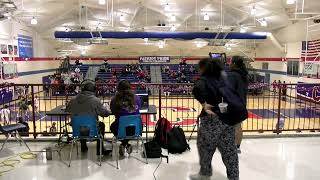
left=262, top=63, right=268, bottom=70
left=287, top=60, right=299, bottom=76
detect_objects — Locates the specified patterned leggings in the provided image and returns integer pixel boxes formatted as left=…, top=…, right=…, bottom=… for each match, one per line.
left=197, top=115, right=239, bottom=180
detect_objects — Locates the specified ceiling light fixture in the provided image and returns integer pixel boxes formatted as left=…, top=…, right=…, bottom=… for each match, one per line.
left=260, top=18, right=267, bottom=27
left=170, top=25, right=176, bottom=31
left=286, top=0, right=296, bottom=5
left=196, top=43, right=202, bottom=48
left=204, top=13, right=209, bottom=21
left=171, top=14, right=176, bottom=22
left=120, top=14, right=125, bottom=22
left=240, top=27, right=246, bottom=33
left=81, top=50, right=86, bottom=55
left=99, top=0, right=106, bottom=5
left=164, top=3, right=170, bottom=11
left=31, top=17, right=37, bottom=25
left=250, top=6, right=256, bottom=16
left=124, top=27, right=130, bottom=32
left=159, top=41, right=165, bottom=48
left=65, top=27, right=71, bottom=32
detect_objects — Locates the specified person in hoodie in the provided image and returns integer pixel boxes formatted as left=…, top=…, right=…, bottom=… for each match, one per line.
left=66, top=79, right=111, bottom=155
left=227, top=56, right=249, bottom=153
left=110, top=80, right=141, bottom=156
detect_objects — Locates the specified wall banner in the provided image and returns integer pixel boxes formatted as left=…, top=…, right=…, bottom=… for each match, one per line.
left=18, top=35, right=33, bottom=58
left=297, top=82, right=320, bottom=103
left=139, top=56, right=170, bottom=63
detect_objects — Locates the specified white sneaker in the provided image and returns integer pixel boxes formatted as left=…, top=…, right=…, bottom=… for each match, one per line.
left=189, top=174, right=210, bottom=180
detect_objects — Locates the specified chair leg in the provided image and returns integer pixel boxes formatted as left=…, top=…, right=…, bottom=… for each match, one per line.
left=68, top=140, right=75, bottom=167
left=136, top=139, right=139, bottom=153
left=99, top=137, right=102, bottom=166
left=112, top=137, right=119, bottom=170
left=140, top=137, right=148, bottom=164
left=16, top=131, right=31, bottom=152
left=0, top=134, right=10, bottom=152
left=76, top=141, right=79, bottom=156
left=14, top=132, right=22, bottom=146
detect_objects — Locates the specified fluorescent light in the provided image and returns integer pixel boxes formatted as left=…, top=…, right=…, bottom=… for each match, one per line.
left=251, top=6, right=256, bottom=16
left=170, top=25, right=176, bottom=31
left=159, top=41, right=165, bottom=48
left=99, top=0, right=106, bottom=5
left=81, top=50, right=86, bottom=55
left=164, top=3, right=170, bottom=11
left=7, top=16, right=12, bottom=20
left=31, top=17, right=38, bottom=25
left=120, top=14, right=125, bottom=22
left=204, top=13, right=209, bottom=21
left=144, top=38, right=148, bottom=42
left=286, top=0, right=295, bottom=5
left=124, top=28, right=130, bottom=32
left=65, top=27, right=71, bottom=32
left=171, top=14, right=176, bottom=22
left=260, top=18, right=267, bottom=27
left=240, top=27, right=246, bottom=33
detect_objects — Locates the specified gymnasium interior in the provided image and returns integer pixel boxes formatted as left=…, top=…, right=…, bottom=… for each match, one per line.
left=0, top=0, right=320, bottom=179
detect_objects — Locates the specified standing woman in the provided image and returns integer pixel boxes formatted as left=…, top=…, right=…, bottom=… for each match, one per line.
left=110, top=80, right=142, bottom=156
left=190, top=58, right=239, bottom=180
left=228, top=56, right=249, bottom=153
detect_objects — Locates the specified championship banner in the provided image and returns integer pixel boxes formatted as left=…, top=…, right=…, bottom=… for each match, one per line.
left=18, top=35, right=33, bottom=58
left=297, top=82, right=320, bottom=103
left=139, top=56, right=170, bottom=63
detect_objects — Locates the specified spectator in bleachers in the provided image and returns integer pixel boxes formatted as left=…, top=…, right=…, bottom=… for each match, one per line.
left=110, top=80, right=142, bottom=156
left=1, top=105, right=10, bottom=125
left=190, top=65, right=195, bottom=74
left=179, top=59, right=187, bottom=66
left=75, top=67, right=81, bottom=74
left=18, top=97, right=29, bottom=121
left=181, top=73, right=187, bottom=83
left=75, top=59, right=82, bottom=66
left=272, top=80, right=277, bottom=94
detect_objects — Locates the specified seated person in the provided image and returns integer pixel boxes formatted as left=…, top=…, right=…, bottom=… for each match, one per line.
left=75, top=59, right=82, bottom=66
left=110, top=80, right=141, bottom=156
left=66, top=80, right=111, bottom=155
left=179, top=59, right=187, bottom=66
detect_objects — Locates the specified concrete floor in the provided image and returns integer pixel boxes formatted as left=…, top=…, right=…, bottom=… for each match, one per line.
left=1, top=137, right=320, bottom=180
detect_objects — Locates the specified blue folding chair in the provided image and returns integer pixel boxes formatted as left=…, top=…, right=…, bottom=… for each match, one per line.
left=0, top=123, right=31, bottom=152
left=112, top=115, right=148, bottom=169
left=69, top=115, right=103, bottom=167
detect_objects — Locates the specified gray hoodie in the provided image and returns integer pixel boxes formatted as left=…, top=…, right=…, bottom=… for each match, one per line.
left=66, top=91, right=110, bottom=119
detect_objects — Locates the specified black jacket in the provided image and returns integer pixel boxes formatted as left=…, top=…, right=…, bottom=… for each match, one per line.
left=227, top=68, right=248, bottom=106
left=192, top=76, right=223, bottom=119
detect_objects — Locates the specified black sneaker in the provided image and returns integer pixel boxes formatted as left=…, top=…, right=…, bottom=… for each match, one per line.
left=97, top=149, right=112, bottom=156
left=119, top=144, right=125, bottom=156
left=126, top=144, right=133, bottom=155
left=81, top=146, right=88, bottom=153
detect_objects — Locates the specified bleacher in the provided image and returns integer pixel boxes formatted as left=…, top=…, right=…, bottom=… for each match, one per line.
left=161, top=64, right=199, bottom=83
left=71, top=64, right=90, bottom=77
left=96, top=64, right=151, bottom=83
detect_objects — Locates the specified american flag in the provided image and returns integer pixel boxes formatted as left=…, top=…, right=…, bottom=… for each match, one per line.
left=301, top=39, right=320, bottom=58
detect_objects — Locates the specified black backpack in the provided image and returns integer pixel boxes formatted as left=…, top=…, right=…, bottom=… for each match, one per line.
left=167, top=126, right=190, bottom=154
left=143, top=141, right=169, bottom=163
left=154, top=118, right=172, bottom=148
left=202, top=74, right=248, bottom=126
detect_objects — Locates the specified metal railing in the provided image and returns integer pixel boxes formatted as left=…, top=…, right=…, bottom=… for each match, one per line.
left=0, top=83, right=319, bottom=139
